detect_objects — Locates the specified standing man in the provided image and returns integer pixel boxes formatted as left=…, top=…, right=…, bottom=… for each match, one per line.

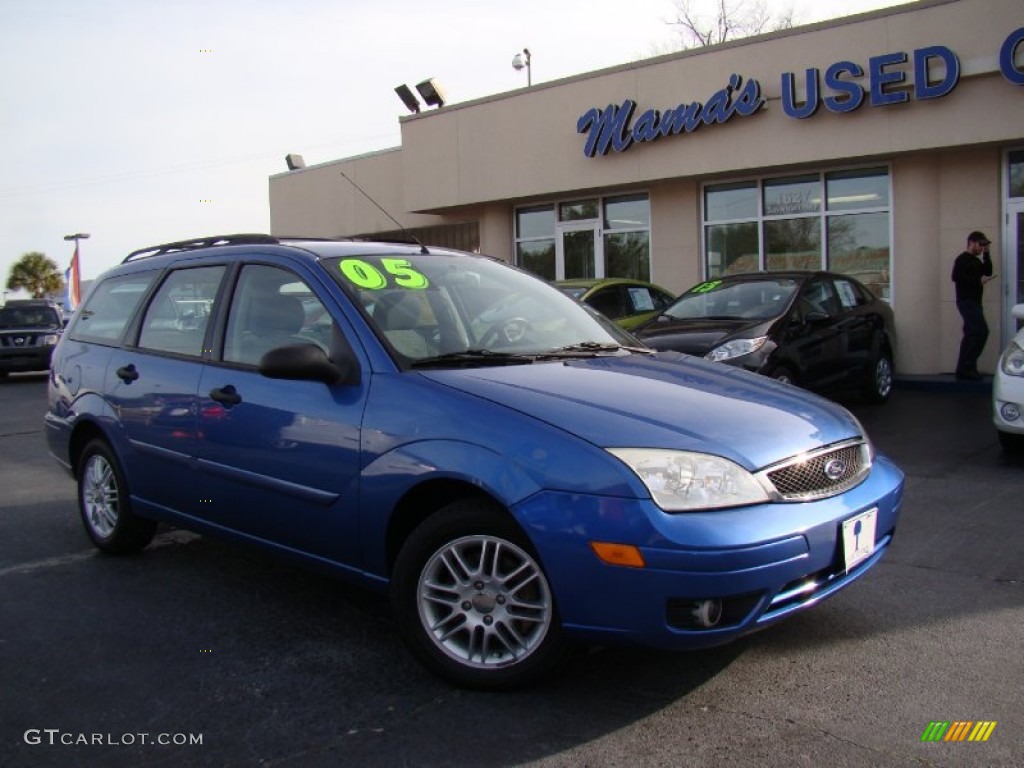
left=951, top=230, right=995, bottom=380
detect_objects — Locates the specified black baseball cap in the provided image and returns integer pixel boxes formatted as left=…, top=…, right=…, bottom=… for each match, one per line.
left=968, top=230, right=991, bottom=245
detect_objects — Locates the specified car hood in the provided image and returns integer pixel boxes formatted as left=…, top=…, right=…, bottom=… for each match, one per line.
left=636, top=317, right=770, bottom=355
left=422, top=352, right=862, bottom=471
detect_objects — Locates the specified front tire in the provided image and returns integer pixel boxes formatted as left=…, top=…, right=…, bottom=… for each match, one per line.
left=998, top=430, right=1024, bottom=454
left=77, top=439, right=157, bottom=554
left=391, top=498, right=564, bottom=689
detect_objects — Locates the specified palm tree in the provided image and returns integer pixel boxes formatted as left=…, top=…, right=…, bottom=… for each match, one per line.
left=6, top=252, right=64, bottom=299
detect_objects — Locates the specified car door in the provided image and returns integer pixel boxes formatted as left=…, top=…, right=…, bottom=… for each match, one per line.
left=104, top=264, right=227, bottom=519
left=830, top=277, right=876, bottom=385
left=779, top=276, right=845, bottom=389
left=194, top=261, right=367, bottom=565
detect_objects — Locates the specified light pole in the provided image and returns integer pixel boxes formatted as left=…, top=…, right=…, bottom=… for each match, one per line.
left=512, top=48, right=532, bottom=87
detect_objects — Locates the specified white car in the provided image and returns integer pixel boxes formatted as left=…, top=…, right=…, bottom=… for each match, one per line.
left=993, top=304, right=1024, bottom=453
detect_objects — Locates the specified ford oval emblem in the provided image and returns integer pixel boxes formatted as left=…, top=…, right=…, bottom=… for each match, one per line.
left=823, top=458, right=847, bottom=480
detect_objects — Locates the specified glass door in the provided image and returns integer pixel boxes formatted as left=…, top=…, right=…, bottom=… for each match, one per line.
left=1004, top=201, right=1024, bottom=343
left=556, top=224, right=602, bottom=281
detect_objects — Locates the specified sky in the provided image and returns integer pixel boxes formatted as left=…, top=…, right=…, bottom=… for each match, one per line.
left=0, top=0, right=915, bottom=293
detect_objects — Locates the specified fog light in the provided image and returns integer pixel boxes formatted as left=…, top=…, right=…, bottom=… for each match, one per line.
left=692, top=599, right=723, bottom=628
left=1001, top=403, right=1021, bottom=422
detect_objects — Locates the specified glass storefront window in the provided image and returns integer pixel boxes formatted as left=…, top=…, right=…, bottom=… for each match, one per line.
left=827, top=212, right=891, bottom=299
left=765, top=218, right=821, bottom=271
left=516, top=205, right=555, bottom=239
left=516, top=240, right=555, bottom=281
left=827, top=167, right=890, bottom=211
left=604, top=195, right=650, bottom=229
left=604, top=231, right=651, bottom=281
left=703, top=167, right=891, bottom=300
left=559, top=199, right=599, bottom=221
left=705, top=223, right=759, bottom=277
left=764, top=175, right=821, bottom=216
left=705, top=182, right=757, bottom=221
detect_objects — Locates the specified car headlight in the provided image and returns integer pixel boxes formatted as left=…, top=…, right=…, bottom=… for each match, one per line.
left=705, top=336, right=768, bottom=362
left=42, top=334, right=60, bottom=346
left=607, top=448, right=769, bottom=511
left=1001, top=341, right=1024, bottom=377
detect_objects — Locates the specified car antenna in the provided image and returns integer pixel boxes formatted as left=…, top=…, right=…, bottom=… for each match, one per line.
left=339, top=171, right=429, bottom=254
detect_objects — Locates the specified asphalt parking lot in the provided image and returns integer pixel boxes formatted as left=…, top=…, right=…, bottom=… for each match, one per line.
left=1, top=372, right=1021, bottom=768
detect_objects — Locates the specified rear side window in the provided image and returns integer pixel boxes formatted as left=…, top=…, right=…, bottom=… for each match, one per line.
left=138, top=266, right=226, bottom=357
left=69, top=273, right=158, bottom=344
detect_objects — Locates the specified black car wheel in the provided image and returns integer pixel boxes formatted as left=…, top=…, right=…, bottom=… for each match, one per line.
left=391, top=498, right=565, bottom=689
left=861, top=348, right=894, bottom=404
left=77, top=439, right=157, bottom=554
left=998, top=430, right=1024, bottom=454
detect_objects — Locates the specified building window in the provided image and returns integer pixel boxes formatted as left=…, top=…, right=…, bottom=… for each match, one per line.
left=515, top=205, right=557, bottom=280
left=1009, top=150, right=1024, bottom=199
left=515, top=194, right=651, bottom=282
left=704, top=167, right=891, bottom=299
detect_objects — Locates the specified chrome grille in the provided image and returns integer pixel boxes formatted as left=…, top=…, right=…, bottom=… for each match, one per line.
left=759, top=440, right=870, bottom=501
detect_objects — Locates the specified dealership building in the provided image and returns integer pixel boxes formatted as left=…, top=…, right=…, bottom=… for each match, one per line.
left=269, top=0, right=1023, bottom=377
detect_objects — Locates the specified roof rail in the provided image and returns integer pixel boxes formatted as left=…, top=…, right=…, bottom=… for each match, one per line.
left=123, top=233, right=280, bottom=262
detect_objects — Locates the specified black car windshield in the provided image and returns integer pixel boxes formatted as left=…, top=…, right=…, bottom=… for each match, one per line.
left=665, top=278, right=799, bottom=321
left=0, top=307, right=61, bottom=329
left=321, top=252, right=637, bottom=366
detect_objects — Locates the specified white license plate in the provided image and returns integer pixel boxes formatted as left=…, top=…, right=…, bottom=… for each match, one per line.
left=842, top=508, right=878, bottom=572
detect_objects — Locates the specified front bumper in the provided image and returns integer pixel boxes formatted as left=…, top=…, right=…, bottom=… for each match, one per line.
left=513, top=455, right=904, bottom=649
left=0, top=346, right=54, bottom=373
left=993, top=369, right=1024, bottom=436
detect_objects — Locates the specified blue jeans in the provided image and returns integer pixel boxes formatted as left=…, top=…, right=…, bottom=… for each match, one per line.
left=955, top=299, right=988, bottom=373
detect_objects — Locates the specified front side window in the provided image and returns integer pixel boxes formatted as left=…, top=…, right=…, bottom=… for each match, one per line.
left=69, top=272, right=158, bottom=344
left=138, top=266, right=225, bottom=357
left=222, top=265, right=331, bottom=367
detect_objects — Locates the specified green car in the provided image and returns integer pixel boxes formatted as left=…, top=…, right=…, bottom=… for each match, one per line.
left=556, top=278, right=675, bottom=330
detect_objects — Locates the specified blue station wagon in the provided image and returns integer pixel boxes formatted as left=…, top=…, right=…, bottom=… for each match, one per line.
left=46, top=235, right=904, bottom=689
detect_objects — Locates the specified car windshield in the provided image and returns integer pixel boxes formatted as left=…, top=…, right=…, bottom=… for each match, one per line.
left=0, top=307, right=61, bottom=329
left=664, top=278, right=799, bottom=321
left=321, top=252, right=638, bottom=366
left=556, top=286, right=587, bottom=300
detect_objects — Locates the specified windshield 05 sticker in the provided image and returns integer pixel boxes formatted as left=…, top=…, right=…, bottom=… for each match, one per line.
left=339, top=258, right=429, bottom=290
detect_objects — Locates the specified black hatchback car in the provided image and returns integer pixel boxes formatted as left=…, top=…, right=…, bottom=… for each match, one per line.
left=633, top=271, right=896, bottom=403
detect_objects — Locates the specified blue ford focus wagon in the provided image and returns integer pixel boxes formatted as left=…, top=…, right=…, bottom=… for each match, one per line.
left=46, top=235, right=904, bottom=689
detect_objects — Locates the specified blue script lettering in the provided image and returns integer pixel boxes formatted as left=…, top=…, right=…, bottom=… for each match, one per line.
left=576, top=75, right=764, bottom=157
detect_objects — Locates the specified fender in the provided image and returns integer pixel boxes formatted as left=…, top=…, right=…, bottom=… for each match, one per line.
left=357, top=438, right=544, bottom=576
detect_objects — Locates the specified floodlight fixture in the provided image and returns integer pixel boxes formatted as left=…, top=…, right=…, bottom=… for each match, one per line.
left=285, top=153, right=306, bottom=171
left=63, top=233, right=91, bottom=242
left=395, top=84, right=422, bottom=113
left=415, top=78, right=446, bottom=108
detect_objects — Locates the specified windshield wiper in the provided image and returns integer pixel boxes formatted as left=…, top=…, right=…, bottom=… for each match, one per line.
left=410, top=349, right=536, bottom=369
left=536, top=342, right=655, bottom=359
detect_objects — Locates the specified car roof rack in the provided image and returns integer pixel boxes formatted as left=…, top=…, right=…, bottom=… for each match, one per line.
left=123, top=233, right=280, bottom=262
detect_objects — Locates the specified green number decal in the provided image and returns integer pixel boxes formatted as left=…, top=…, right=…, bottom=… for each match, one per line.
left=381, top=258, right=429, bottom=289
left=691, top=280, right=723, bottom=294
left=339, top=258, right=429, bottom=290
left=339, top=259, right=387, bottom=290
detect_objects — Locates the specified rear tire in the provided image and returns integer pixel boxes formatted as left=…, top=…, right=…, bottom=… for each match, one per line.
left=77, top=439, right=157, bottom=554
left=861, top=348, right=894, bottom=404
left=391, top=498, right=565, bottom=689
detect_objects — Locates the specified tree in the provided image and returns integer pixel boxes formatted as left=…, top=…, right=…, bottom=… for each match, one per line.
left=670, top=0, right=796, bottom=49
left=6, top=252, right=64, bottom=299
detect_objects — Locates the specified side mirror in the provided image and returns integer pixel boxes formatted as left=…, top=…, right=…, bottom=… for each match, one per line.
left=259, top=343, right=358, bottom=386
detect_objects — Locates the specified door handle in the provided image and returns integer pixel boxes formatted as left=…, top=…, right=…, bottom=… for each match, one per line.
left=208, top=385, right=242, bottom=407
left=115, top=364, right=139, bottom=383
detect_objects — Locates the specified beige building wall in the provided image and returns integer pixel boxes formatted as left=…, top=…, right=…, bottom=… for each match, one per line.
left=269, top=0, right=1024, bottom=376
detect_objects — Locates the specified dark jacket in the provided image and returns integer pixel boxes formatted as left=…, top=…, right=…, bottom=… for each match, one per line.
left=951, top=250, right=993, bottom=303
